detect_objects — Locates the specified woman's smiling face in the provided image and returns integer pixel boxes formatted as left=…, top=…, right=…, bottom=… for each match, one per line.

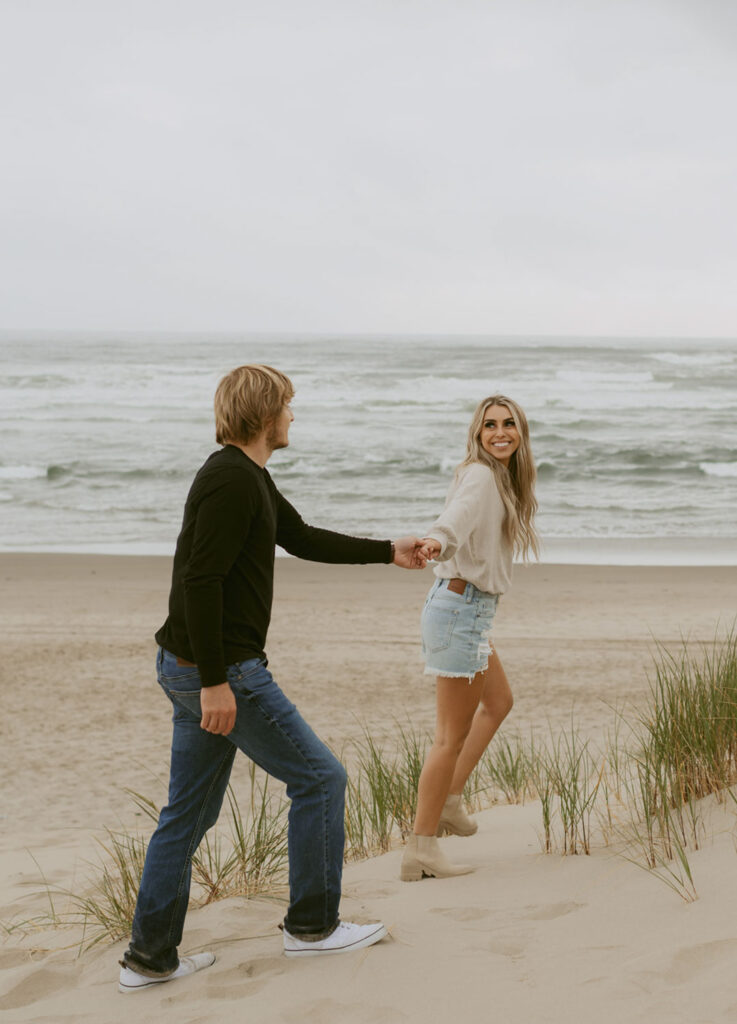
left=479, top=404, right=520, bottom=466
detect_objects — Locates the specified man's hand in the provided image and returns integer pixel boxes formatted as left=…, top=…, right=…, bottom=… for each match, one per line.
left=200, top=682, right=237, bottom=735
left=392, top=536, right=433, bottom=569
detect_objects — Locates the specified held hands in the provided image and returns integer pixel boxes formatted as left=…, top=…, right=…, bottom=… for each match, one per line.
left=419, top=537, right=442, bottom=560
left=200, top=682, right=237, bottom=735
left=391, top=536, right=440, bottom=569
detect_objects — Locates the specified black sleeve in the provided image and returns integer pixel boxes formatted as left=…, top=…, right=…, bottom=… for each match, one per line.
left=182, top=471, right=256, bottom=686
left=275, top=489, right=392, bottom=564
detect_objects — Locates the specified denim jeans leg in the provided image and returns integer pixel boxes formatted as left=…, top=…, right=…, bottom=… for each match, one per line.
left=124, top=659, right=236, bottom=975
left=225, top=659, right=347, bottom=936
left=126, top=651, right=346, bottom=972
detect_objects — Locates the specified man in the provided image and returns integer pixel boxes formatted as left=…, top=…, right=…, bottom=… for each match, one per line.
left=119, top=364, right=427, bottom=993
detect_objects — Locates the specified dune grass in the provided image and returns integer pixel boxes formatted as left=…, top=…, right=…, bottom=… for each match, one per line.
left=478, top=732, right=536, bottom=806
left=609, top=630, right=737, bottom=901
left=344, top=722, right=430, bottom=859
left=11, top=630, right=737, bottom=944
left=20, top=765, right=290, bottom=950
left=69, top=829, right=149, bottom=947
left=637, top=634, right=737, bottom=805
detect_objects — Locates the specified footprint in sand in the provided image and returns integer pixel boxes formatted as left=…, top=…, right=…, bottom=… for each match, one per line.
left=163, top=955, right=286, bottom=1005
left=484, top=938, right=528, bottom=958
left=285, top=998, right=409, bottom=1023
left=427, top=917, right=530, bottom=958
left=0, top=967, right=69, bottom=1011
left=664, top=939, right=737, bottom=986
left=524, top=901, right=586, bottom=920
left=630, top=938, right=737, bottom=997
left=236, top=956, right=287, bottom=980
left=343, top=881, right=401, bottom=900
left=0, top=950, right=32, bottom=970
left=429, top=906, right=493, bottom=922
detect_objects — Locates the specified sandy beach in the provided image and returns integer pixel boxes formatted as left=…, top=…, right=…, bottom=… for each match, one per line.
left=1, top=553, right=736, bottom=1023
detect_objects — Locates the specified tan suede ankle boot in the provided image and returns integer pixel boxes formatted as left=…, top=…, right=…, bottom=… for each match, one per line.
left=399, top=834, right=474, bottom=882
left=436, top=793, right=478, bottom=837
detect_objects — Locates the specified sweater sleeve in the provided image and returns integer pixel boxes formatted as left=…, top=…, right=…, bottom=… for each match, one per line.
left=425, top=464, right=493, bottom=562
left=275, top=489, right=392, bottom=564
left=182, top=471, right=256, bottom=686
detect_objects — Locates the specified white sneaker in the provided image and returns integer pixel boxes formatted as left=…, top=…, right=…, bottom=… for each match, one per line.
left=283, top=921, right=387, bottom=958
left=118, top=952, right=215, bottom=993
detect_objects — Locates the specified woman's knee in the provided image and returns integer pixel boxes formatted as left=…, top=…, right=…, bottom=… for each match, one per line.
left=481, top=690, right=513, bottom=722
left=433, top=730, right=472, bottom=758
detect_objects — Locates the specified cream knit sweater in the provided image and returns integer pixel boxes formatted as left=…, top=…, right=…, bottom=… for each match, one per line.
left=425, top=462, right=513, bottom=596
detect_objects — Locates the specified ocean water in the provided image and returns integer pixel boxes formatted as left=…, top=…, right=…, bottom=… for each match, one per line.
left=1, top=333, right=736, bottom=564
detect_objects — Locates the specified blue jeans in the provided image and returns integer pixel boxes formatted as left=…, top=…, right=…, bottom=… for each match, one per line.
left=123, top=648, right=347, bottom=975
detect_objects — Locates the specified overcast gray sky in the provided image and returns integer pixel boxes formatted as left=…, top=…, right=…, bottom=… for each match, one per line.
left=1, top=0, right=736, bottom=336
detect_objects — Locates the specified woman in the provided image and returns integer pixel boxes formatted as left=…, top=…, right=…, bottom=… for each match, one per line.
left=401, top=395, right=539, bottom=882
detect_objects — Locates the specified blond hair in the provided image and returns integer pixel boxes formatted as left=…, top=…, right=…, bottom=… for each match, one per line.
left=214, top=365, right=295, bottom=445
left=459, top=395, right=539, bottom=561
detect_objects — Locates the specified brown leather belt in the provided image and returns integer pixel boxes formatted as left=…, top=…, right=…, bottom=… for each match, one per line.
left=176, top=656, right=197, bottom=667
left=446, top=578, right=468, bottom=594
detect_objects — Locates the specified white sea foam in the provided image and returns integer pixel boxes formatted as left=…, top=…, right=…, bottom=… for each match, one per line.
left=0, top=465, right=46, bottom=480
left=700, top=462, right=737, bottom=478
left=555, top=370, right=654, bottom=384
left=652, top=351, right=735, bottom=367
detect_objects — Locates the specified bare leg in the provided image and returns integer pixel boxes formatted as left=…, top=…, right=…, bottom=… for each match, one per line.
left=413, top=674, right=484, bottom=835
left=448, top=650, right=513, bottom=796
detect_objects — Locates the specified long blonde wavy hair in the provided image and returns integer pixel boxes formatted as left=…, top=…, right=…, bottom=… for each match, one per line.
left=459, top=395, right=540, bottom=561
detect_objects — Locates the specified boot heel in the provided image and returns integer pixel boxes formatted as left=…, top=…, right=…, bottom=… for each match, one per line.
left=399, top=834, right=474, bottom=881
left=400, top=864, right=423, bottom=882
left=400, top=833, right=423, bottom=882
left=437, top=795, right=478, bottom=837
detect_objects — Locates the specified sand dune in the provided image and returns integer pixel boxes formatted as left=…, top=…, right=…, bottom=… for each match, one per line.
left=1, top=554, right=736, bottom=1023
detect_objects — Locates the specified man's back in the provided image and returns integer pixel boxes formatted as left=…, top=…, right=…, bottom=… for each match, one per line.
left=155, top=445, right=277, bottom=683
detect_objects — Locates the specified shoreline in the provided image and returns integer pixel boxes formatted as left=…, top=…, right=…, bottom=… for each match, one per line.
left=1, top=534, right=736, bottom=565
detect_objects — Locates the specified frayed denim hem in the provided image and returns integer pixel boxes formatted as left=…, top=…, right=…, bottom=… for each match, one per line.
left=422, top=658, right=491, bottom=683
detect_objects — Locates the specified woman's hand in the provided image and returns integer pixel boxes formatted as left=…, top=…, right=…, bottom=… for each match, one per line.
left=392, top=536, right=430, bottom=569
left=419, top=537, right=442, bottom=560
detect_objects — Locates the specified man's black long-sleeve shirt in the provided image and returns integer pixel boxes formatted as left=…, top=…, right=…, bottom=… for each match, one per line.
left=155, top=445, right=393, bottom=686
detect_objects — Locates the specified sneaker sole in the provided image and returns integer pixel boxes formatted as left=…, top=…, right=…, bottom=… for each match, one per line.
left=118, top=953, right=215, bottom=993
left=284, top=924, right=387, bottom=957
left=118, top=975, right=174, bottom=993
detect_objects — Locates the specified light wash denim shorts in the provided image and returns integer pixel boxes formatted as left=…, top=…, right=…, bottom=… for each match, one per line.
left=421, top=578, right=499, bottom=681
